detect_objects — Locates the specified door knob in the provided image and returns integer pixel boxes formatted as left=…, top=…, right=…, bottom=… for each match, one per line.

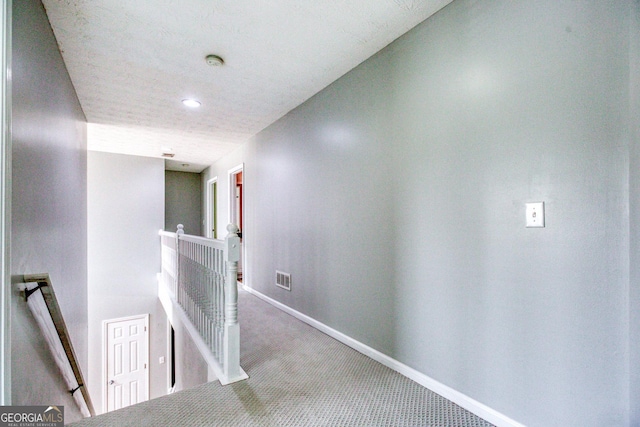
left=109, top=380, right=115, bottom=385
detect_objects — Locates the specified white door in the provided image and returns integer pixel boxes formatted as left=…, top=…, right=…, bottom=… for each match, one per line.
left=104, top=315, right=149, bottom=412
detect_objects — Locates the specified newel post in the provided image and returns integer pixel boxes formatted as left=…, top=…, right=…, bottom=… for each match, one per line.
left=223, top=224, right=241, bottom=380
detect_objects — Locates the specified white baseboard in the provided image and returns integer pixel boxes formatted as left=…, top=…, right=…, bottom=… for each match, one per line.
left=241, top=285, right=525, bottom=427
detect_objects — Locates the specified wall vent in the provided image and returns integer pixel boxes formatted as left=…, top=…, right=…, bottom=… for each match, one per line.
left=276, top=271, right=291, bottom=291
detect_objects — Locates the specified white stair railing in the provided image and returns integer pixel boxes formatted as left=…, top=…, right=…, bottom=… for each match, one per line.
left=158, top=224, right=247, bottom=385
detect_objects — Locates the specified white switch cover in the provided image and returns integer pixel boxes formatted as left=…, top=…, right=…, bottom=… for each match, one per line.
left=526, top=202, right=545, bottom=228
left=159, top=356, right=165, bottom=364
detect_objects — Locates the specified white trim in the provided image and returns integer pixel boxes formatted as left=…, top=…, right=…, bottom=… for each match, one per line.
left=102, top=314, right=150, bottom=413
left=205, top=176, right=217, bottom=239
left=227, top=163, right=247, bottom=286
left=241, top=285, right=525, bottom=427
left=228, top=164, right=243, bottom=174
left=0, top=0, right=11, bottom=406
left=227, top=163, right=243, bottom=227
left=158, top=275, right=248, bottom=385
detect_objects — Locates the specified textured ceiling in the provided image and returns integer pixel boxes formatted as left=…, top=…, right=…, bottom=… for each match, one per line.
left=42, top=0, right=452, bottom=172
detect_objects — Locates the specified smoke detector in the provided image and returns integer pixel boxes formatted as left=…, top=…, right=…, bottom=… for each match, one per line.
left=205, top=54, right=224, bottom=67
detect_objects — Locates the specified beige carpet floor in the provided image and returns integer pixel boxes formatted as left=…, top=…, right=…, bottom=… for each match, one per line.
left=71, top=290, right=495, bottom=426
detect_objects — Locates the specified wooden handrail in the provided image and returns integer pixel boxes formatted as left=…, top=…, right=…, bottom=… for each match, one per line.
left=22, top=273, right=95, bottom=417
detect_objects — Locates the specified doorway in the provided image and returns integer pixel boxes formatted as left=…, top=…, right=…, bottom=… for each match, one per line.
left=103, top=314, right=149, bottom=412
left=229, top=164, right=244, bottom=282
left=207, top=177, right=218, bottom=239
left=167, top=322, right=176, bottom=393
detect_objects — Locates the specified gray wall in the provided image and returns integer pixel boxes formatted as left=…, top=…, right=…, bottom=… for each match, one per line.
left=204, top=1, right=636, bottom=426
left=629, top=1, right=640, bottom=425
left=165, top=170, right=202, bottom=236
left=87, top=152, right=167, bottom=414
left=11, top=0, right=88, bottom=422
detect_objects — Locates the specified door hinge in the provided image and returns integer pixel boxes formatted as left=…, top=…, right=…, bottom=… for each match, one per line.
left=144, top=326, right=147, bottom=332
left=144, top=363, right=147, bottom=369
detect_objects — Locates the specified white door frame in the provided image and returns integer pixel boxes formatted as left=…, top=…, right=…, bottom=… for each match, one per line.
left=0, top=0, right=11, bottom=406
left=228, top=164, right=245, bottom=284
left=206, top=176, right=218, bottom=239
left=228, top=164, right=243, bottom=230
left=102, top=314, right=149, bottom=413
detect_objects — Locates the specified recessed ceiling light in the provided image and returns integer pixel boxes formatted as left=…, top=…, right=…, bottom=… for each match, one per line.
left=182, top=99, right=201, bottom=108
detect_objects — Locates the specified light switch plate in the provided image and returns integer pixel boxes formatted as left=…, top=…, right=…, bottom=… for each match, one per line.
left=526, top=202, right=545, bottom=228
